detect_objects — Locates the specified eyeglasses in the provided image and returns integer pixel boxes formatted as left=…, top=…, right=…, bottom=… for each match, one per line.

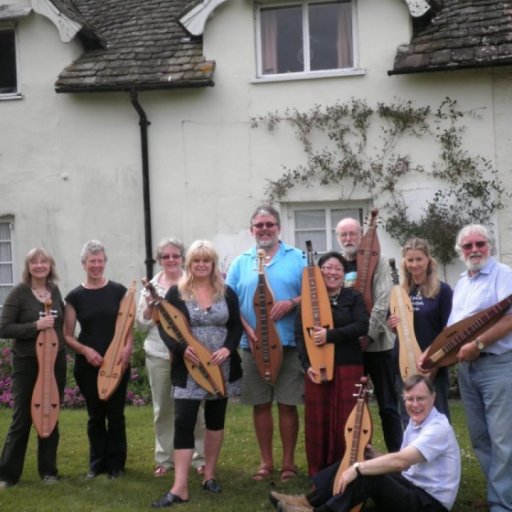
left=461, top=241, right=487, bottom=251
left=160, top=254, right=182, bottom=260
left=337, top=231, right=359, bottom=239
left=252, top=222, right=278, bottom=229
left=403, top=394, right=432, bottom=405
left=320, top=265, right=344, bottom=273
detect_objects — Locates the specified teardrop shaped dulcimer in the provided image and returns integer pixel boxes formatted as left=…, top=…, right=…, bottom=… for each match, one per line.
left=355, top=209, right=380, bottom=313
left=423, top=292, right=512, bottom=369
left=332, top=377, right=373, bottom=507
left=98, top=281, right=136, bottom=401
left=389, top=259, right=421, bottom=381
left=143, top=279, right=226, bottom=398
left=251, top=249, right=283, bottom=384
left=301, top=240, right=334, bottom=383
left=31, top=299, right=60, bottom=438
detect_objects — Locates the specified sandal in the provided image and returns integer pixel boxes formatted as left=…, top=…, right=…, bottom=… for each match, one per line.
left=280, top=465, right=298, bottom=482
left=252, top=465, right=274, bottom=481
left=153, top=465, right=168, bottom=477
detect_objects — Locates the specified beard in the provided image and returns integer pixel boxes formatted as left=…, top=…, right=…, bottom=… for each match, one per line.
left=340, top=243, right=359, bottom=258
left=464, top=253, right=489, bottom=272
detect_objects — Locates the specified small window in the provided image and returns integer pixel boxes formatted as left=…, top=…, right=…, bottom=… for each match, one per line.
left=257, top=1, right=354, bottom=76
left=0, top=25, right=17, bottom=95
left=0, top=220, right=15, bottom=306
left=290, top=205, right=363, bottom=253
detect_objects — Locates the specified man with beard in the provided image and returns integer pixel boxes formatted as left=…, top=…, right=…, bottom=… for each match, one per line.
left=226, top=205, right=305, bottom=482
left=445, top=224, right=512, bottom=512
left=334, top=217, right=402, bottom=452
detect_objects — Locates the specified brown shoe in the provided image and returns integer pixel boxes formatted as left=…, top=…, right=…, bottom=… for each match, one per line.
left=269, top=490, right=311, bottom=509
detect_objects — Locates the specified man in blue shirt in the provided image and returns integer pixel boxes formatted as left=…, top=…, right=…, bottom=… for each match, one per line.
left=270, top=374, right=460, bottom=512
left=226, top=205, right=305, bottom=483
left=447, top=224, right=512, bottom=512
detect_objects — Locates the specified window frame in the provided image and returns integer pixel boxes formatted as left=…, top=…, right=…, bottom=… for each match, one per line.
left=0, top=218, right=16, bottom=308
left=280, top=202, right=366, bottom=253
left=253, top=0, right=365, bottom=83
left=0, top=21, right=21, bottom=100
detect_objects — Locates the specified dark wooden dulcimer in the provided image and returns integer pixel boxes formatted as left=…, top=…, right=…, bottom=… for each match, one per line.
left=31, top=299, right=60, bottom=438
left=252, top=249, right=283, bottom=384
left=423, top=292, right=512, bottom=369
left=301, top=240, right=334, bottom=383
left=354, top=209, right=380, bottom=313
left=143, top=279, right=226, bottom=397
left=98, top=281, right=136, bottom=400
left=389, top=259, right=421, bottom=381
left=332, top=377, right=373, bottom=507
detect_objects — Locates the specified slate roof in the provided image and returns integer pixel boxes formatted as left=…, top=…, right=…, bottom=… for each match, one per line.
left=53, top=0, right=215, bottom=93
left=391, top=0, right=512, bottom=75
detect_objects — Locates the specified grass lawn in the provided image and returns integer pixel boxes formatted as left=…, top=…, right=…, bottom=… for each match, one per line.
left=0, top=399, right=485, bottom=511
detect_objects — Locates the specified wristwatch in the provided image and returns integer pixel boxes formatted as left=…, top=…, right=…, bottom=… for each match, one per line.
left=353, top=462, right=362, bottom=476
left=475, top=337, right=485, bottom=351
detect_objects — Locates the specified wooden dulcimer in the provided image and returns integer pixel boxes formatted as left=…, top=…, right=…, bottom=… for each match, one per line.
left=389, top=259, right=421, bottom=381
left=333, top=377, right=372, bottom=507
left=252, top=249, right=283, bottom=384
left=98, top=281, right=136, bottom=400
left=355, top=209, right=380, bottom=313
left=301, top=240, right=334, bottom=383
left=143, top=279, right=226, bottom=397
left=32, top=299, right=60, bottom=438
left=423, top=292, right=512, bottom=369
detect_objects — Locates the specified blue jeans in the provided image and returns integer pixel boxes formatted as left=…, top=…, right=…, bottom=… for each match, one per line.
left=458, top=351, right=512, bottom=512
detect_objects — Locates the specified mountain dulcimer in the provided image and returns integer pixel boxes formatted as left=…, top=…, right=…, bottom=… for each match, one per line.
left=252, top=249, right=283, bottom=384
left=423, top=292, right=512, bottom=369
left=97, top=281, right=136, bottom=400
left=332, top=377, right=373, bottom=509
left=143, top=279, right=226, bottom=397
left=31, top=299, right=60, bottom=438
left=354, top=209, right=380, bottom=313
left=389, top=258, right=421, bottom=381
left=300, top=240, right=334, bottom=383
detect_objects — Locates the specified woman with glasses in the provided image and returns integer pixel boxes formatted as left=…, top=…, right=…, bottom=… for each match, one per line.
left=388, top=237, right=453, bottom=421
left=295, top=251, right=369, bottom=476
left=137, top=238, right=205, bottom=478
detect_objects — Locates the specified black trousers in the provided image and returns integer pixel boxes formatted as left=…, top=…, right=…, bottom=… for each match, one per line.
left=363, top=349, right=403, bottom=452
left=310, top=462, right=448, bottom=512
left=0, top=351, right=66, bottom=484
left=74, top=358, right=130, bottom=473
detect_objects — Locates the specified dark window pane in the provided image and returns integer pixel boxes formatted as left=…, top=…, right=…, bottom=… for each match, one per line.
left=0, top=30, right=17, bottom=93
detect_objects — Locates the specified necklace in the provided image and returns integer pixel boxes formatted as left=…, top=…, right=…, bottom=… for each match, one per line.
left=329, top=289, right=342, bottom=306
left=32, top=287, right=50, bottom=300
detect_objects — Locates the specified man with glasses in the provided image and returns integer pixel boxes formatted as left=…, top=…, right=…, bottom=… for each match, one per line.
left=270, top=374, right=460, bottom=512
left=444, top=224, right=512, bottom=512
left=226, top=205, right=305, bottom=483
left=335, top=217, right=402, bottom=453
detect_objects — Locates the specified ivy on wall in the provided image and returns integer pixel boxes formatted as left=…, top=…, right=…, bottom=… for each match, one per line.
left=251, top=97, right=508, bottom=265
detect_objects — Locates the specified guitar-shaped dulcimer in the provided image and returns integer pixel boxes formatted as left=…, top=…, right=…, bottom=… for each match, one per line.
left=98, top=281, right=136, bottom=400
left=422, top=292, right=512, bottom=369
left=389, top=259, right=421, bottom=381
left=301, top=240, right=334, bottom=383
left=354, top=209, right=380, bottom=313
left=143, top=279, right=226, bottom=397
left=252, top=249, right=283, bottom=384
left=332, top=377, right=373, bottom=508
left=31, top=299, right=60, bottom=438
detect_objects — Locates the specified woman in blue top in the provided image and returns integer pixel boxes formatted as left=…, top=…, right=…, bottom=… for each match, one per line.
left=388, top=238, right=453, bottom=421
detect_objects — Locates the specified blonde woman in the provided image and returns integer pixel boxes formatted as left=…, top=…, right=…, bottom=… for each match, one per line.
left=388, top=237, right=453, bottom=419
left=136, top=238, right=205, bottom=477
left=151, top=240, right=242, bottom=508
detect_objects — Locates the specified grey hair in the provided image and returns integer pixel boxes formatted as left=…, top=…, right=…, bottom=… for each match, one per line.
left=81, top=239, right=107, bottom=264
left=250, top=204, right=281, bottom=226
left=156, top=237, right=185, bottom=260
left=403, top=374, right=435, bottom=394
left=454, top=224, right=496, bottom=256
